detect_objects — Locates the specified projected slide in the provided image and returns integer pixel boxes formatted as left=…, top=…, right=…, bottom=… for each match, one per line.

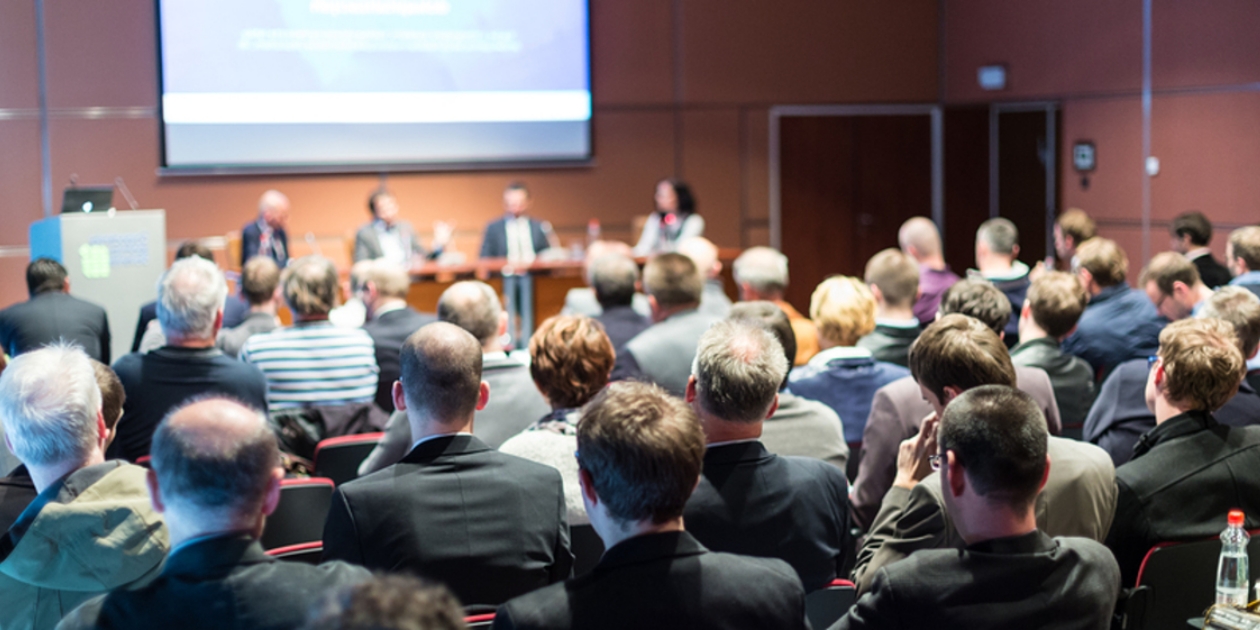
left=158, top=0, right=591, bottom=170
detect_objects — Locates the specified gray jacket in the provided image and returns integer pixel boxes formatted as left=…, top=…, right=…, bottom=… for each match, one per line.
left=1010, top=336, right=1097, bottom=431
left=760, top=391, right=849, bottom=473
left=616, top=309, right=723, bottom=396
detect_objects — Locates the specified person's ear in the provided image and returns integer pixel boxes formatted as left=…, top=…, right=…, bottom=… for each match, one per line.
left=765, top=393, right=779, bottom=420
left=578, top=468, right=598, bottom=506
left=476, top=381, right=490, bottom=411
left=260, top=468, right=284, bottom=516
left=684, top=375, right=698, bottom=404
left=869, top=284, right=885, bottom=305
left=392, top=381, right=407, bottom=412
left=96, top=410, right=107, bottom=450
left=1037, top=455, right=1051, bottom=494
left=147, top=469, right=166, bottom=514
left=497, top=311, right=509, bottom=338
left=1011, top=244, right=1021, bottom=259
left=945, top=451, right=966, bottom=498
left=212, top=309, right=224, bottom=335
left=942, top=385, right=963, bottom=406
left=1019, top=301, right=1033, bottom=323
left=63, top=278, right=71, bottom=293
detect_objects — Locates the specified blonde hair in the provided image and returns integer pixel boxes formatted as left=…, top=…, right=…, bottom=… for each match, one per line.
left=1057, top=209, right=1097, bottom=244
left=810, top=276, right=876, bottom=347
left=1157, top=318, right=1245, bottom=411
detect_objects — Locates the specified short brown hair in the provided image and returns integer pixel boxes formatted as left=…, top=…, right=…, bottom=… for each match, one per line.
left=1026, top=272, right=1089, bottom=339
left=1057, top=209, right=1097, bottom=244
left=1228, top=226, right=1260, bottom=271
left=1200, top=287, right=1260, bottom=360
left=529, top=315, right=614, bottom=409
left=240, top=256, right=281, bottom=306
left=303, top=575, right=465, bottom=630
left=938, top=385, right=1048, bottom=510
left=1171, top=211, right=1213, bottom=246
left=810, top=276, right=876, bottom=347
left=1157, top=318, right=1245, bottom=411
left=283, top=256, right=340, bottom=317
left=1140, top=251, right=1201, bottom=296
left=576, top=382, right=705, bottom=524
left=864, top=248, right=919, bottom=309
left=643, top=253, right=703, bottom=307
left=91, top=360, right=125, bottom=431
left=909, top=314, right=1016, bottom=403
left=938, top=279, right=1011, bottom=335
left=363, top=259, right=411, bottom=300
left=1074, top=237, right=1128, bottom=287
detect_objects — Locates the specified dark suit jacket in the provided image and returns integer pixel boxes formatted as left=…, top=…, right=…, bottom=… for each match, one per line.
left=323, top=434, right=573, bottom=606
left=493, top=531, right=808, bottom=630
left=684, top=441, right=854, bottom=592
left=132, top=297, right=249, bottom=353
left=0, top=465, right=37, bottom=534
left=856, top=322, right=920, bottom=367
left=837, top=531, right=1119, bottom=630
left=58, top=534, right=370, bottom=630
left=480, top=216, right=549, bottom=259
left=1192, top=251, right=1233, bottom=289
left=240, top=221, right=289, bottom=268
left=1011, top=336, right=1097, bottom=431
left=595, top=305, right=650, bottom=352
left=0, top=292, right=110, bottom=363
left=363, top=307, right=437, bottom=412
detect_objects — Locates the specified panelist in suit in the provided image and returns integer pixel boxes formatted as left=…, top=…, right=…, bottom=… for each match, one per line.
left=480, top=182, right=551, bottom=261
left=682, top=320, right=854, bottom=592
left=240, top=189, right=290, bottom=268
left=0, top=257, right=110, bottom=363
left=353, top=190, right=451, bottom=264
left=60, top=398, right=371, bottom=630
left=358, top=260, right=437, bottom=412
left=322, top=322, right=573, bottom=607
left=493, top=381, right=808, bottom=630
left=836, top=386, right=1120, bottom=630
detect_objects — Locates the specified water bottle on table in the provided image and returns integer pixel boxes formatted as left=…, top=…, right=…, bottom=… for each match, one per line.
left=1217, top=509, right=1250, bottom=607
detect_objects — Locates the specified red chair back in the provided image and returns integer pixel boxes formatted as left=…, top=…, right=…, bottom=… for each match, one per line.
left=1125, top=530, right=1260, bottom=630
left=313, top=433, right=383, bottom=485
left=266, top=541, right=323, bottom=565
left=464, top=613, right=495, bottom=629
left=805, top=578, right=857, bottom=629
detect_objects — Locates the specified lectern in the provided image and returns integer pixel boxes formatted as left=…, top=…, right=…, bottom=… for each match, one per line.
left=29, top=210, right=167, bottom=362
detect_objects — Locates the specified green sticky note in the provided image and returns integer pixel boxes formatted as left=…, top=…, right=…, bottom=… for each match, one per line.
left=79, top=243, right=111, bottom=279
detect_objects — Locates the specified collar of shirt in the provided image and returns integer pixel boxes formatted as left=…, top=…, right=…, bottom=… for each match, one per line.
left=171, top=530, right=255, bottom=559
left=410, top=432, right=473, bottom=454
left=706, top=438, right=761, bottom=449
left=1184, top=248, right=1212, bottom=261
left=977, top=260, right=1031, bottom=282
left=372, top=302, right=407, bottom=318
left=875, top=317, right=920, bottom=329
left=1231, top=271, right=1260, bottom=286
left=1192, top=299, right=1208, bottom=317
left=807, top=345, right=873, bottom=368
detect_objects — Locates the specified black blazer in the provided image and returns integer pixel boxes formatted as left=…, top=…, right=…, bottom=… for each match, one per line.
left=493, top=531, right=808, bottom=630
left=241, top=221, right=289, bottom=268
left=0, top=292, right=110, bottom=363
left=683, top=441, right=855, bottom=592
left=1192, top=253, right=1233, bottom=289
left=595, top=305, right=651, bottom=353
left=362, top=307, right=437, bottom=411
left=480, top=217, right=549, bottom=259
left=323, top=434, right=573, bottom=606
left=59, top=534, right=370, bottom=630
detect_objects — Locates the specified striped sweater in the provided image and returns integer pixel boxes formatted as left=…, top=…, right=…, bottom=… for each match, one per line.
left=240, top=321, right=379, bottom=409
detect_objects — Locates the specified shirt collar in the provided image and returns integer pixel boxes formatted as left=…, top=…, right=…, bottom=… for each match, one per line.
left=807, top=345, right=873, bottom=367
left=410, top=431, right=473, bottom=454
left=875, top=317, right=920, bottom=329
left=705, top=437, right=761, bottom=449
left=1231, top=271, right=1260, bottom=285
left=977, top=260, right=1031, bottom=282
left=372, top=302, right=407, bottom=318
left=1184, top=248, right=1212, bottom=261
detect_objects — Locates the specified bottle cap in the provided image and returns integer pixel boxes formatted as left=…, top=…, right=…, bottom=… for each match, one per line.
left=1229, top=510, right=1245, bottom=527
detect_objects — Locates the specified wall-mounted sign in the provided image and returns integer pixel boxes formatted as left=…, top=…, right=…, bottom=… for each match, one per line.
left=978, top=65, right=1007, bottom=91
left=1073, top=141, right=1096, bottom=172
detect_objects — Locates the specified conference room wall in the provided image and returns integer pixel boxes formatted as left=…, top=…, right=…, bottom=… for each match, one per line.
left=0, top=0, right=939, bottom=309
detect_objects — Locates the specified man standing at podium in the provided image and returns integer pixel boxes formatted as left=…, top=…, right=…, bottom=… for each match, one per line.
left=241, top=190, right=290, bottom=268
left=479, top=182, right=551, bottom=261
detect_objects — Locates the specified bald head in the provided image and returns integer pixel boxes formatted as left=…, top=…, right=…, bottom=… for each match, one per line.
left=899, top=217, right=943, bottom=261
left=692, top=319, right=787, bottom=423
left=257, top=190, right=290, bottom=230
left=399, top=322, right=484, bottom=424
left=678, top=237, right=720, bottom=280
left=437, top=281, right=504, bottom=347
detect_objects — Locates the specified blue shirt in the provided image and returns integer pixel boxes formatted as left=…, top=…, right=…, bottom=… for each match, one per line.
left=1062, top=284, right=1166, bottom=380
left=788, top=346, right=910, bottom=443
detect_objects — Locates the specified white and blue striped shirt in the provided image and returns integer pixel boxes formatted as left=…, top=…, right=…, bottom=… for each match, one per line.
left=240, top=321, right=379, bottom=409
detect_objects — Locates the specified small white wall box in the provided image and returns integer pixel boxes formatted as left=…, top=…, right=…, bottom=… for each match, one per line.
left=1073, top=142, right=1096, bottom=172
left=978, top=65, right=1007, bottom=91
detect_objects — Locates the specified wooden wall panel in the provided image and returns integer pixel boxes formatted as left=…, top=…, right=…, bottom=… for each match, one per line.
left=44, top=0, right=157, bottom=108
left=0, top=120, right=44, bottom=245
left=681, top=109, right=743, bottom=248
left=590, top=0, right=674, bottom=105
left=743, top=108, right=771, bottom=222
left=0, top=1, right=38, bottom=109
left=1152, top=0, right=1260, bottom=89
left=1058, top=97, right=1144, bottom=223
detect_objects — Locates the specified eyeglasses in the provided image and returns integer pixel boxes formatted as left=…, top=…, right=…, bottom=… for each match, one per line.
left=929, top=454, right=944, bottom=471
left=1147, top=355, right=1160, bottom=369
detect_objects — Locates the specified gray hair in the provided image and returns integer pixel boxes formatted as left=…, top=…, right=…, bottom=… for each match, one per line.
left=158, top=256, right=228, bottom=340
left=0, top=345, right=101, bottom=466
left=692, top=320, right=787, bottom=422
left=977, top=218, right=1020, bottom=255
left=590, top=254, right=639, bottom=308
left=732, top=247, right=789, bottom=295
left=438, top=281, right=503, bottom=345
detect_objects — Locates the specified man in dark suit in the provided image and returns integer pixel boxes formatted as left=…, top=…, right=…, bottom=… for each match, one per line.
left=493, top=381, right=809, bottom=630
left=0, top=257, right=110, bottom=363
left=360, top=259, right=437, bottom=412
left=59, top=397, right=370, bottom=630
left=683, top=320, right=854, bottom=592
left=1171, top=210, right=1232, bottom=288
left=480, top=182, right=551, bottom=260
left=240, top=189, right=290, bottom=268
left=353, top=190, right=451, bottom=264
left=323, top=322, right=572, bottom=607
left=836, top=386, right=1120, bottom=629
left=589, top=252, right=650, bottom=352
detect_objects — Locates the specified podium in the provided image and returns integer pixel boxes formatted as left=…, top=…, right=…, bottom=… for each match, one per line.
left=29, top=210, right=167, bottom=362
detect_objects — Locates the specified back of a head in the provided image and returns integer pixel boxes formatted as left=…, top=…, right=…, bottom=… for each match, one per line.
left=1027, top=271, right=1089, bottom=339
left=732, top=247, right=790, bottom=296
left=728, top=301, right=796, bottom=389
left=938, top=279, right=1011, bottom=334
left=810, top=275, right=876, bottom=347
left=529, top=315, right=614, bottom=409
left=174, top=240, right=215, bottom=263
left=977, top=218, right=1020, bottom=255
left=241, top=256, right=281, bottom=306
left=1199, top=287, right=1260, bottom=360
left=1171, top=211, right=1213, bottom=246
left=151, top=398, right=279, bottom=520
left=642, top=253, right=703, bottom=307
left=577, top=381, right=705, bottom=525
left=158, top=256, right=228, bottom=340
left=1229, top=226, right=1260, bottom=271
left=584, top=240, right=634, bottom=282
left=909, top=314, right=1016, bottom=403
left=1074, top=237, right=1128, bottom=287
left=1140, top=251, right=1201, bottom=296
left=283, top=256, right=340, bottom=318
left=590, top=254, right=639, bottom=309
left=693, top=319, right=787, bottom=422
left=399, top=322, right=484, bottom=423
left=0, top=345, right=101, bottom=467
left=303, top=575, right=467, bottom=630
left=1156, top=318, right=1245, bottom=411
left=864, top=248, right=920, bottom=308
left=676, top=237, right=719, bottom=279
left=938, top=385, right=1048, bottom=510
left=26, top=257, right=67, bottom=297
left=898, top=217, right=942, bottom=260
left=1057, top=209, right=1097, bottom=244
left=437, top=281, right=502, bottom=345
left=365, top=259, right=411, bottom=301
left=92, top=360, right=125, bottom=432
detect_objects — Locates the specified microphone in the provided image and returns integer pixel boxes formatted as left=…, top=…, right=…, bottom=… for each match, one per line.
left=541, top=221, right=562, bottom=250
left=114, top=177, right=140, bottom=210
left=305, top=232, right=323, bottom=256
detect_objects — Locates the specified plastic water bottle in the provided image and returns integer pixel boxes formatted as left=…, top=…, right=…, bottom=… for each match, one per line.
left=1216, top=509, right=1250, bottom=607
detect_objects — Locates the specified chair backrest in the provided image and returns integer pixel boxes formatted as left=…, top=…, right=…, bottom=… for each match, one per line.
left=805, top=579, right=857, bottom=629
left=313, top=433, right=383, bottom=485
left=570, top=523, right=605, bottom=576
left=260, top=478, right=335, bottom=550
left=1125, top=531, right=1260, bottom=630
left=464, top=613, right=495, bottom=629
left=266, top=541, right=324, bottom=565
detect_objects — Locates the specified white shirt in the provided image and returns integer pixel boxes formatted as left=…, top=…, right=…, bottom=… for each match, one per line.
left=374, top=220, right=408, bottom=264
left=505, top=217, right=536, bottom=263
left=410, top=431, right=474, bottom=454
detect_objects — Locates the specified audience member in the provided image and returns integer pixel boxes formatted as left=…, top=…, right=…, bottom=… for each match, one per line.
left=1105, top=318, right=1260, bottom=586
left=852, top=315, right=1115, bottom=593
left=304, top=575, right=467, bottom=630
left=789, top=276, right=911, bottom=446
left=898, top=217, right=960, bottom=326
left=1227, top=225, right=1260, bottom=297
left=729, top=302, right=849, bottom=472
left=1142, top=250, right=1215, bottom=321
left=133, top=240, right=249, bottom=353
left=217, top=255, right=282, bottom=358
left=110, top=256, right=269, bottom=462
left=972, top=218, right=1030, bottom=345
left=242, top=256, right=380, bottom=409
left=359, top=259, right=438, bottom=412
left=323, top=323, right=572, bottom=606
left=353, top=189, right=451, bottom=264
left=1010, top=271, right=1097, bottom=433
left=1053, top=208, right=1096, bottom=267
left=587, top=253, right=651, bottom=352
left=836, top=386, right=1120, bottom=630
left=1170, top=210, right=1232, bottom=288
left=501, top=315, right=616, bottom=525
left=677, top=236, right=732, bottom=318
left=0, top=258, right=110, bottom=363
left=241, top=189, right=290, bottom=268
left=480, top=182, right=551, bottom=261
left=857, top=248, right=921, bottom=367
left=732, top=246, right=820, bottom=365
left=359, top=281, right=551, bottom=474
left=683, top=320, right=855, bottom=592
left=0, top=345, right=168, bottom=629
left=611, top=252, right=723, bottom=396
left=493, top=382, right=808, bottom=630
left=1061, top=237, right=1165, bottom=378
left=560, top=239, right=650, bottom=319
left=849, top=279, right=1062, bottom=529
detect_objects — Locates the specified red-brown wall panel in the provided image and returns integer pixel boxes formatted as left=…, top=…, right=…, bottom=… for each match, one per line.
left=1152, top=0, right=1260, bottom=90
left=44, top=0, right=157, bottom=108
left=0, top=2, right=38, bottom=109
left=0, top=120, right=44, bottom=245
left=590, top=0, right=675, bottom=106
left=1058, top=97, right=1144, bottom=223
